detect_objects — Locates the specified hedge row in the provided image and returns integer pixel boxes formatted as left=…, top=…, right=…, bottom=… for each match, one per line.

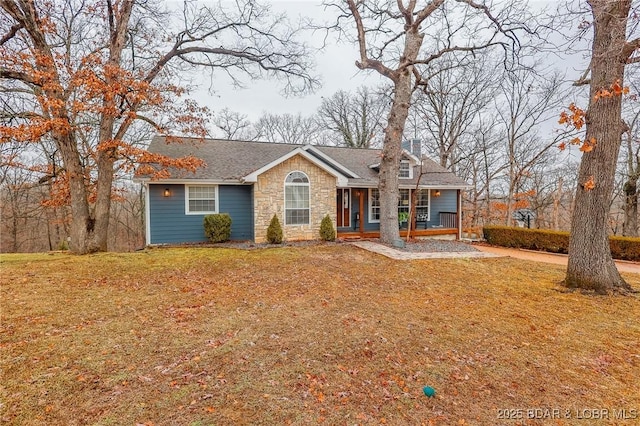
left=482, top=225, right=640, bottom=262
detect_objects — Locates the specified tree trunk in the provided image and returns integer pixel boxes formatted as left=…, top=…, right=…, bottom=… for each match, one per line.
left=87, top=155, right=115, bottom=252
left=378, top=86, right=406, bottom=244
left=622, top=178, right=638, bottom=236
left=56, top=132, right=94, bottom=254
left=506, top=176, right=516, bottom=227
left=377, top=29, right=421, bottom=244
left=552, top=177, right=563, bottom=230
left=565, top=0, right=632, bottom=294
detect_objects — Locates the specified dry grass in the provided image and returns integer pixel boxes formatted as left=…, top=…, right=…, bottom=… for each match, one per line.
left=1, top=245, right=639, bottom=425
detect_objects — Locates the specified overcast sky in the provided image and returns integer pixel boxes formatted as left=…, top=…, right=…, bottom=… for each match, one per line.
left=189, top=0, right=384, bottom=123
left=189, top=0, right=581, bottom=128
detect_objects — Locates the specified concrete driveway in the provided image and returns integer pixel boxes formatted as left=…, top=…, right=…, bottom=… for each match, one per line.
left=473, top=245, right=640, bottom=274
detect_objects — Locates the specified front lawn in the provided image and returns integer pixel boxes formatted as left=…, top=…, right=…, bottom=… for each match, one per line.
left=1, top=245, right=639, bottom=425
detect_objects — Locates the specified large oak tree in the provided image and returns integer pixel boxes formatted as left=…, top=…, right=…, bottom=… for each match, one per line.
left=0, top=0, right=317, bottom=254
left=331, top=0, right=532, bottom=244
left=564, top=0, right=638, bottom=293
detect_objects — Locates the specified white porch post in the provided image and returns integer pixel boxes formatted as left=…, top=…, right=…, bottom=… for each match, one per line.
left=457, top=189, right=462, bottom=240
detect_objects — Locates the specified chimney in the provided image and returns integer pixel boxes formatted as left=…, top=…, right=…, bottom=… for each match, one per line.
left=412, top=139, right=421, bottom=158
left=401, top=140, right=411, bottom=153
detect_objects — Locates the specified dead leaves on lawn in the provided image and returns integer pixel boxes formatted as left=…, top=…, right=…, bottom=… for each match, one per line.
left=0, top=247, right=638, bottom=425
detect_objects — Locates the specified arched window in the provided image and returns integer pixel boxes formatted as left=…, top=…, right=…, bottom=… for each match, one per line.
left=285, top=171, right=310, bottom=225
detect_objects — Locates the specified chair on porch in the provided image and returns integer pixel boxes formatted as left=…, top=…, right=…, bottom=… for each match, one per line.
left=415, top=207, right=429, bottom=229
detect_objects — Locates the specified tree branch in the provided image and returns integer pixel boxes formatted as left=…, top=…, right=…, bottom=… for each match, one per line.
left=0, top=68, right=39, bottom=85
left=414, top=0, right=445, bottom=28
left=0, top=22, right=22, bottom=46
left=622, top=37, right=640, bottom=62
left=412, top=42, right=505, bottom=68
left=573, top=61, right=591, bottom=86
left=346, top=0, right=397, bottom=81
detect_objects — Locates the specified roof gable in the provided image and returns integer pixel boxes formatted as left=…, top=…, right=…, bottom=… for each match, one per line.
left=242, top=146, right=349, bottom=186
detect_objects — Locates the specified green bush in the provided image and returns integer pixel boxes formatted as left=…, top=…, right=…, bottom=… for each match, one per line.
left=482, top=225, right=640, bottom=261
left=319, top=215, right=336, bottom=241
left=266, top=214, right=283, bottom=244
left=203, top=213, right=232, bottom=243
left=483, top=226, right=569, bottom=253
left=610, top=235, right=640, bottom=261
left=57, top=239, right=69, bottom=251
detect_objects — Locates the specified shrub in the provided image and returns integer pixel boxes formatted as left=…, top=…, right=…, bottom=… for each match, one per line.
left=483, top=226, right=569, bottom=253
left=57, top=239, right=69, bottom=251
left=203, top=213, right=232, bottom=243
left=266, top=214, right=283, bottom=244
left=610, top=235, right=640, bottom=261
left=319, top=215, right=336, bottom=241
left=482, top=225, right=640, bottom=261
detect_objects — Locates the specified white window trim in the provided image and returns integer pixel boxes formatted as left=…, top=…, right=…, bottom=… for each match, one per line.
left=368, top=188, right=380, bottom=223
left=185, top=184, right=219, bottom=215
left=399, top=160, right=413, bottom=179
left=284, top=171, right=311, bottom=226
left=367, top=187, right=433, bottom=224
left=415, top=189, right=431, bottom=222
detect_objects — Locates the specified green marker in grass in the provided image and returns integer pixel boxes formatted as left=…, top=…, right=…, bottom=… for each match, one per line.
left=423, top=386, right=436, bottom=397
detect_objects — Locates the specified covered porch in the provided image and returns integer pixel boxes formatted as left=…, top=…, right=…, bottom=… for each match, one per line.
left=335, top=187, right=462, bottom=240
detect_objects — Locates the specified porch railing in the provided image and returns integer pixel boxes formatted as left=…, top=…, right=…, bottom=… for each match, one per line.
left=439, top=212, right=458, bottom=229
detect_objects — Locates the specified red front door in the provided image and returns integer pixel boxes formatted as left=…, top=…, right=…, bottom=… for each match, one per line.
left=336, top=189, right=350, bottom=228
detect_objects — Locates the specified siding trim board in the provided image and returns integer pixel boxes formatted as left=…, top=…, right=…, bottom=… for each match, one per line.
left=145, top=183, right=151, bottom=246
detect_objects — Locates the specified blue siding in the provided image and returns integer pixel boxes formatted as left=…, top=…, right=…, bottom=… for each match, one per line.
left=428, top=189, right=458, bottom=228
left=149, top=184, right=253, bottom=244
left=219, top=185, right=254, bottom=240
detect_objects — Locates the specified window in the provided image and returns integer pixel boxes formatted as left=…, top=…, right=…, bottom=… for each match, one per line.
left=186, top=185, right=218, bottom=214
left=369, top=188, right=380, bottom=222
left=285, top=171, right=310, bottom=225
left=399, top=160, right=412, bottom=179
left=398, top=189, right=410, bottom=222
left=416, top=189, right=430, bottom=221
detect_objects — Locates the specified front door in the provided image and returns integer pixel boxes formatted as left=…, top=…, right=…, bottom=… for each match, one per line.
left=336, top=189, right=350, bottom=228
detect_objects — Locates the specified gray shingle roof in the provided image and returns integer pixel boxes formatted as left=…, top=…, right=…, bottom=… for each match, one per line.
left=315, top=145, right=469, bottom=187
left=144, top=135, right=469, bottom=188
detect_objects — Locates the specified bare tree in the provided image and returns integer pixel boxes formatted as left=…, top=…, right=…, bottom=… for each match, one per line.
left=108, top=182, right=145, bottom=251
left=0, top=0, right=318, bottom=254
left=413, top=52, right=499, bottom=172
left=0, top=163, right=70, bottom=252
left=329, top=0, right=533, bottom=244
left=495, top=66, right=565, bottom=226
left=523, top=162, right=578, bottom=231
left=253, top=112, right=328, bottom=145
left=456, top=115, right=507, bottom=229
left=317, top=85, right=387, bottom=148
left=620, top=77, right=640, bottom=236
left=212, top=108, right=258, bottom=140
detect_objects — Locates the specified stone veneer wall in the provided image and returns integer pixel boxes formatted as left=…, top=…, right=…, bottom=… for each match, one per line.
left=254, top=155, right=337, bottom=243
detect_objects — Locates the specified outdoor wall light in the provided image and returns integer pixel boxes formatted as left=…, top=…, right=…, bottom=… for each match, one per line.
left=432, top=190, right=441, bottom=197
left=163, top=188, right=171, bottom=197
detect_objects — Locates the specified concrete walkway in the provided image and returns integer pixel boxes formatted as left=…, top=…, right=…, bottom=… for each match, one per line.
left=351, top=241, right=640, bottom=275
left=350, top=241, right=501, bottom=260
